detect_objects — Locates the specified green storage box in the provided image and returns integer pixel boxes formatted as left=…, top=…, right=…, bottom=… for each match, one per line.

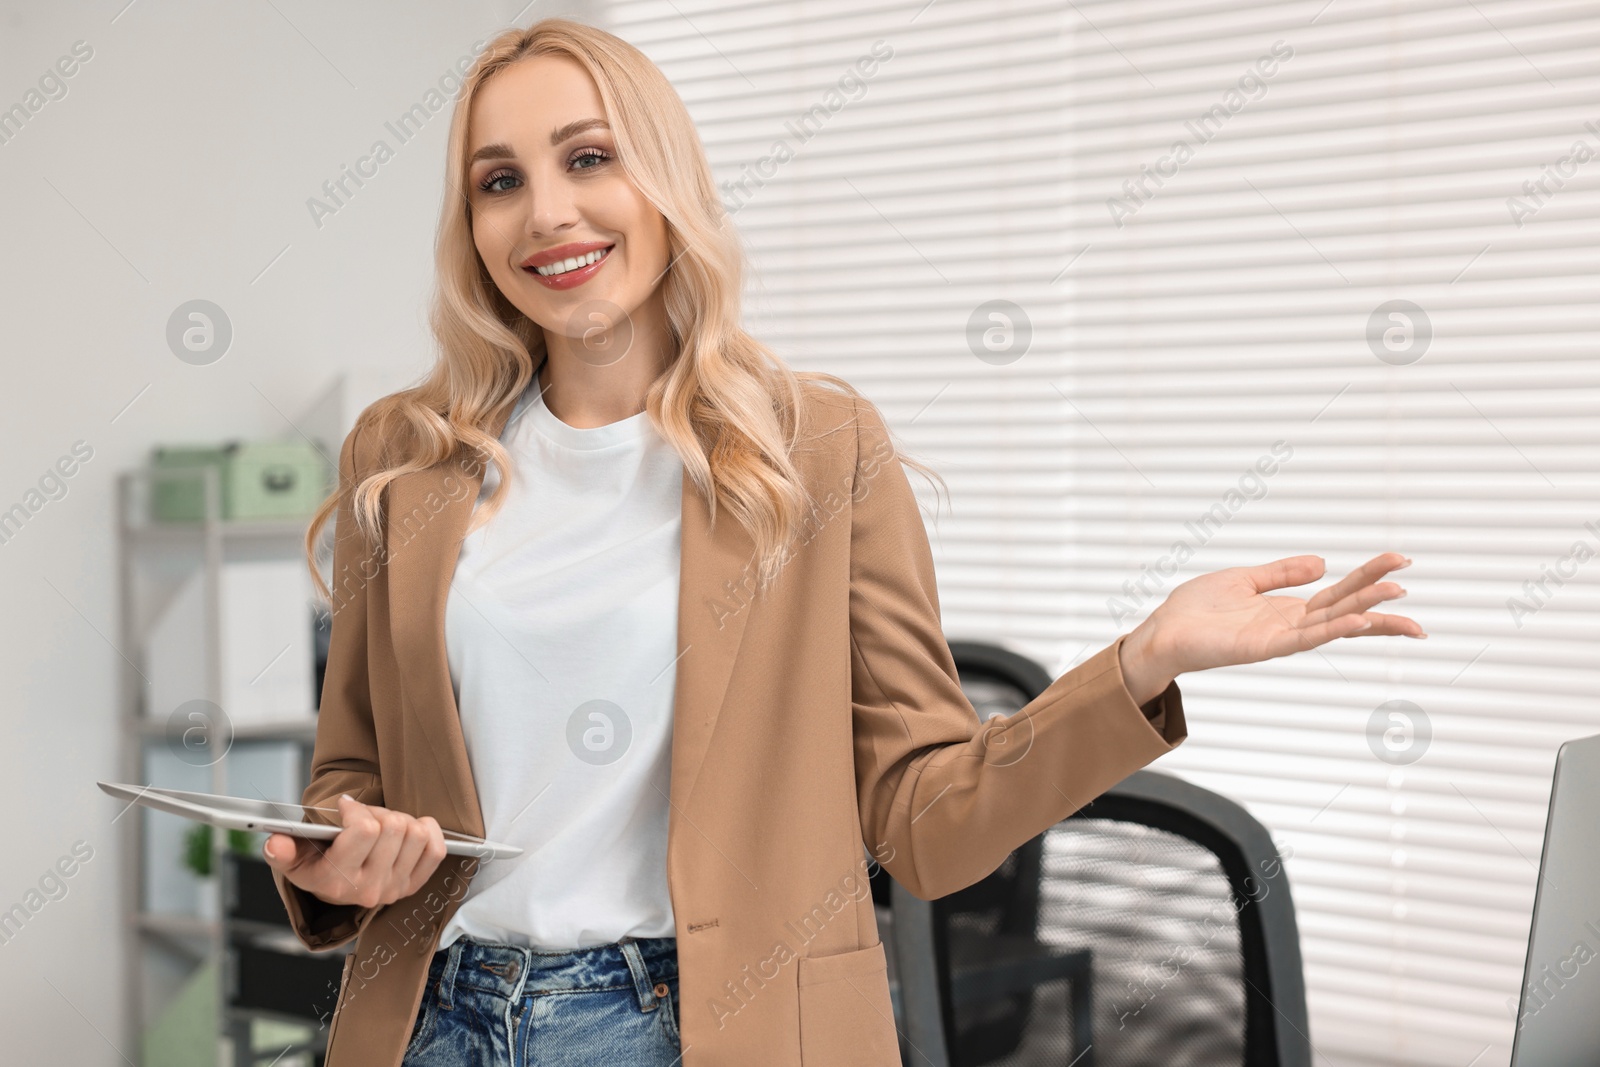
left=151, top=439, right=331, bottom=522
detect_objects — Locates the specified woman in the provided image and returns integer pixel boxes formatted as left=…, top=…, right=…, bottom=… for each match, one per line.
left=262, top=17, right=1422, bottom=1067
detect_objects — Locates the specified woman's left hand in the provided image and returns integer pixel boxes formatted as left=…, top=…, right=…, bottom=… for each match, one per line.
left=1138, top=551, right=1424, bottom=681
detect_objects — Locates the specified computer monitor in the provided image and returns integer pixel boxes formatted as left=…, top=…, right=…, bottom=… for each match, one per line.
left=1510, top=731, right=1600, bottom=1065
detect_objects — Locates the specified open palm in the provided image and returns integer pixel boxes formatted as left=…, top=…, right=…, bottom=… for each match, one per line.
left=1151, top=551, right=1422, bottom=677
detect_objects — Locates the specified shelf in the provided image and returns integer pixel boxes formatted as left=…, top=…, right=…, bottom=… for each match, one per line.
left=224, top=1010, right=320, bottom=1037
left=126, top=517, right=319, bottom=545
left=138, top=911, right=220, bottom=938
left=147, top=913, right=344, bottom=959
left=228, top=922, right=336, bottom=958
left=138, top=911, right=220, bottom=961
left=135, top=716, right=320, bottom=743
left=222, top=1004, right=323, bottom=1033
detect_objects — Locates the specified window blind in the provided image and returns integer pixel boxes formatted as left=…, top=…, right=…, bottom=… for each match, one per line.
left=597, top=1, right=1600, bottom=1063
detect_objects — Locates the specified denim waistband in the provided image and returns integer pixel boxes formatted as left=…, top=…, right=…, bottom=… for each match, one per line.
left=429, top=935, right=678, bottom=1012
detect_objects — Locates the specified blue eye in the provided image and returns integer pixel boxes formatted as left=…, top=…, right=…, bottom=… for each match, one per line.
left=475, top=148, right=611, bottom=195
left=478, top=169, right=517, bottom=194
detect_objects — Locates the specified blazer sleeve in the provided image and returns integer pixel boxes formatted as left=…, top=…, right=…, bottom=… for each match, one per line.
left=846, top=394, right=1188, bottom=901
left=270, top=416, right=389, bottom=951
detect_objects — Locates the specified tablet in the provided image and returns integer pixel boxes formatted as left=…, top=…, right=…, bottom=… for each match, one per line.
left=97, top=781, right=523, bottom=860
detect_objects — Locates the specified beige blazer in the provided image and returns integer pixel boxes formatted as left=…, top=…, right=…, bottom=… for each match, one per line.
left=272, top=380, right=1188, bottom=1066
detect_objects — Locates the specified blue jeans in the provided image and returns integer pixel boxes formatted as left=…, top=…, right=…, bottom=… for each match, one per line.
left=400, top=934, right=682, bottom=1066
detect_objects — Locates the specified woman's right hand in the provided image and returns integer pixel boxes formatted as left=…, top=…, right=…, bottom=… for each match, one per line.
left=261, top=794, right=448, bottom=909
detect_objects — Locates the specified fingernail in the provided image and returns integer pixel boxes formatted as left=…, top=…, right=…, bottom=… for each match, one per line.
left=1395, top=557, right=1413, bottom=569
left=340, top=793, right=353, bottom=802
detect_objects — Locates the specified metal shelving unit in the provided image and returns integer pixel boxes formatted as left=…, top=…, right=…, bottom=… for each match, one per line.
left=115, top=463, right=337, bottom=1067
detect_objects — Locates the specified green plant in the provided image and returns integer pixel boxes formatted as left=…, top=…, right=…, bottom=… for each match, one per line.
left=181, top=823, right=256, bottom=878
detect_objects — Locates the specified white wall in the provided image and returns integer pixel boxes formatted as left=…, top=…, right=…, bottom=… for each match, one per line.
left=0, top=1, right=594, bottom=1061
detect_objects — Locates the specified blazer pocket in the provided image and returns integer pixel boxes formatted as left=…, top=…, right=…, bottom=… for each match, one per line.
left=796, top=942, right=900, bottom=1066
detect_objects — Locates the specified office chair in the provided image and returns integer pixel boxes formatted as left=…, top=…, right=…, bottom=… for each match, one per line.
left=883, top=641, right=1311, bottom=1067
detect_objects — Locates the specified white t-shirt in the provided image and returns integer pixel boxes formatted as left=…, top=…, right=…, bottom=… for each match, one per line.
left=438, top=379, right=684, bottom=951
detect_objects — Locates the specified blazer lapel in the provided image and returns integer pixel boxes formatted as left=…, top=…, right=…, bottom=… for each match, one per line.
left=383, top=398, right=755, bottom=842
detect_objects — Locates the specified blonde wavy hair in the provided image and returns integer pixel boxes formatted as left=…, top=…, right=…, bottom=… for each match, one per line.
left=302, top=16, right=944, bottom=607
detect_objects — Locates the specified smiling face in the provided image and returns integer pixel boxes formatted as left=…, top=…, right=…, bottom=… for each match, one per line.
left=465, top=54, right=672, bottom=352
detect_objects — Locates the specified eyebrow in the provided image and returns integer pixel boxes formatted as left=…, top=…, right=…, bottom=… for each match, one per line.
left=467, top=118, right=611, bottom=166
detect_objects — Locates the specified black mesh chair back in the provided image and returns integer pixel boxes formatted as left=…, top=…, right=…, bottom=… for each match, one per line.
left=885, top=641, right=1310, bottom=1067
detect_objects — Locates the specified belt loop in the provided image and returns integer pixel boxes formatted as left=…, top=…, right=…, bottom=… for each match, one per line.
left=438, top=938, right=464, bottom=1011
left=618, top=939, right=657, bottom=1012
